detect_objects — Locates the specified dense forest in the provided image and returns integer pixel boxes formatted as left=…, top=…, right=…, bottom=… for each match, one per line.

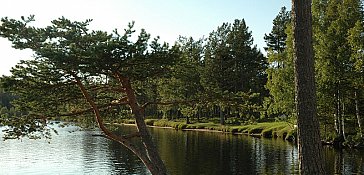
left=0, top=0, right=363, bottom=147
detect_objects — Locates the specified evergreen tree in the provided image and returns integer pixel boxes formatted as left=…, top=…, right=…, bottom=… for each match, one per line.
left=263, top=7, right=294, bottom=120
left=292, top=0, right=326, bottom=174
left=0, top=16, right=173, bottom=174
left=157, top=36, right=204, bottom=123
left=202, top=19, right=267, bottom=123
left=264, top=6, right=291, bottom=53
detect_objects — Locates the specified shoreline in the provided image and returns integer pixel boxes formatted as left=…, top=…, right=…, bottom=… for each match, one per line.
left=113, top=122, right=265, bottom=137
left=113, top=122, right=364, bottom=149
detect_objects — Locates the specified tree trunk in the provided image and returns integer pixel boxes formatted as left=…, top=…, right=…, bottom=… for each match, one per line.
left=186, top=115, right=190, bottom=124
left=220, top=106, right=225, bottom=125
left=355, top=90, right=363, bottom=138
left=334, top=90, right=345, bottom=147
left=73, top=74, right=165, bottom=175
left=291, top=0, right=326, bottom=174
left=337, top=90, right=345, bottom=139
left=334, top=91, right=341, bottom=136
left=341, top=101, right=346, bottom=140
left=119, top=76, right=168, bottom=175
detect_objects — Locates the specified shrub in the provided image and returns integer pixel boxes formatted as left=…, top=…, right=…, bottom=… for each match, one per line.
left=145, top=119, right=156, bottom=126
left=177, top=124, right=187, bottom=130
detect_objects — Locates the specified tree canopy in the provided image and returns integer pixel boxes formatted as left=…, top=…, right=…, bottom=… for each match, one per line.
left=1, top=2, right=364, bottom=173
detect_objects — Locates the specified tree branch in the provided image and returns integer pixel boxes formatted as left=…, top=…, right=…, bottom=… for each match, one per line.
left=141, top=100, right=196, bottom=109
left=92, top=132, right=140, bottom=140
left=59, top=102, right=129, bottom=117
left=88, top=84, right=126, bottom=93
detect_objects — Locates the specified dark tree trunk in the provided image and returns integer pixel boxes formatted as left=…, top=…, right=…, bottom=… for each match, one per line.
left=119, top=76, right=168, bottom=175
left=291, top=0, right=326, bottom=174
left=220, top=106, right=225, bottom=125
left=73, top=74, right=167, bottom=175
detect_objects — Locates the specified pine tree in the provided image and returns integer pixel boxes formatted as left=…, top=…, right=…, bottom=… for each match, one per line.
left=0, top=16, right=172, bottom=175
left=202, top=19, right=267, bottom=123
left=263, top=7, right=294, bottom=120
left=264, top=6, right=291, bottom=53
left=157, top=36, right=204, bottom=122
left=292, top=0, right=326, bottom=174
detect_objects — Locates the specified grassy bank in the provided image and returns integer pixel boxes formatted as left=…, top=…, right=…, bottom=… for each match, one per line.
left=117, top=119, right=297, bottom=142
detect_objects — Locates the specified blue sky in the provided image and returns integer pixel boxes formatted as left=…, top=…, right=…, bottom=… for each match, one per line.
left=0, top=0, right=290, bottom=76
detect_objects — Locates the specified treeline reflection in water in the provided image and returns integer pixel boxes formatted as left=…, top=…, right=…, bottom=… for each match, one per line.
left=0, top=124, right=363, bottom=174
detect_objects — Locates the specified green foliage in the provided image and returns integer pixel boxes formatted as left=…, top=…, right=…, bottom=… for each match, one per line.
left=0, top=85, right=17, bottom=109
left=134, top=118, right=295, bottom=141
left=0, top=16, right=178, bottom=139
left=203, top=19, right=267, bottom=96
left=264, top=1, right=364, bottom=145
left=348, top=20, right=364, bottom=73
left=1, top=3, right=362, bottom=145
left=264, top=6, right=291, bottom=52
left=313, top=0, right=364, bottom=141
left=263, top=9, right=295, bottom=120
left=201, top=19, right=267, bottom=122
left=157, top=36, right=204, bottom=118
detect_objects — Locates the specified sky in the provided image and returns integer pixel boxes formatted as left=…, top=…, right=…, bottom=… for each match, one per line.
left=0, top=0, right=291, bottom=76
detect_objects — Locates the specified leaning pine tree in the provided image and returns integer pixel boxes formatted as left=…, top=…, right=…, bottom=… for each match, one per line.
left=0, top=16, right=177, bottom=175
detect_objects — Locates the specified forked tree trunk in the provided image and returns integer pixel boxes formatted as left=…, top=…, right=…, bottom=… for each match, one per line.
left=291, top=0, right=326, bottom=174
left=118, top=75, right=168, bottom=175
left=74, top=73, right=167, bottom=175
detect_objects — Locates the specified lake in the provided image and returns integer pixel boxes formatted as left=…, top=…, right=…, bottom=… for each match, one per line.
left=0, top=124, right=363, bottom=174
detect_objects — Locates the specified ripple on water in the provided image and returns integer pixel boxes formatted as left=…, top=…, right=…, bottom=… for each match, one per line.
left=1, top=124, right=364, bottom=175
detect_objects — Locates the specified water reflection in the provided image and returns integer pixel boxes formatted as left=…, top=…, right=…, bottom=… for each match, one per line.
left=152, top=128, right=299, bottom=175
left=1, top=125, right=364, bottom=174
left=323, top=147, right=364, bottom=175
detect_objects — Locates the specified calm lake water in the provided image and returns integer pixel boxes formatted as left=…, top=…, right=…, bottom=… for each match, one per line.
left=0, top=124, right=363, bottom=175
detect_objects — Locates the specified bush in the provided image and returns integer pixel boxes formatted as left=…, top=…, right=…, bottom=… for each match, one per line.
left=228, top=127, right=239, bottom=133
left=186, top=125, right=195, bottom=129
left=225, top=117, right=241, bottom=125
left=145, top=119, right=156, bottom=126
left=114, top=118, right=297, bottom=142
left=177, top=123, right=187, bottom=130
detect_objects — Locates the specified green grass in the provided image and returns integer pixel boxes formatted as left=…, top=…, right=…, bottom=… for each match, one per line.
left=115, top=119, right=296, bottom=141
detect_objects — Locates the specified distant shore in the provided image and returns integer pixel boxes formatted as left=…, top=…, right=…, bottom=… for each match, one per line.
left=112, top=119, right=296, bottom=142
